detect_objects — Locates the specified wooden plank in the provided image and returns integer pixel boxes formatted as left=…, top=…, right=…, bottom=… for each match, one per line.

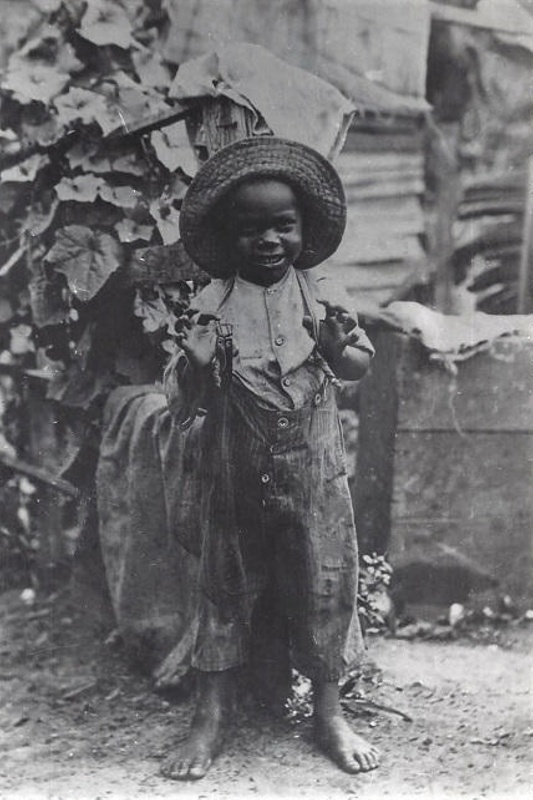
left=332, top=262, right=422, bottom=293
left=425, top=121, right=462, bottom=312
left=388, top=430, right=533, bottom=603
left=332, top=230, right=425, bottom=266
left=344, top=126, right=425, bottom=152
left=354, top=328, right=400, bottom=553
left=356, top=331, right=533, bottom=603
left=344, top=181, right=424, bottom=202
left=344, top=201, right=425, bottom=237
left=517, top=155, right=533, bottom=313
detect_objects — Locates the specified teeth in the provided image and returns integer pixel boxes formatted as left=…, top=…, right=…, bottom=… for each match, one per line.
left=257, top=256, right=282, bottom=265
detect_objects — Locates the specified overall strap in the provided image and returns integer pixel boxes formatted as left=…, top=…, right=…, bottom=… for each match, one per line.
left=295, top=270, right=320, bottom=343
left=295, top=270, right=342, bottom=389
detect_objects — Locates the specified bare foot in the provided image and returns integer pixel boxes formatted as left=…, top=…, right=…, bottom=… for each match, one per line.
left=315, top=714, right=381, bottom=774
left=161, top=671, right=233, bottom=781
left=313, top=679, right=380, bottom=774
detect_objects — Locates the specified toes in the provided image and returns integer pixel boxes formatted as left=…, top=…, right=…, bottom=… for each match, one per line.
left=188, top=757, right=211, bottom=779
left=357, top=753, right=374, bottom=772
left=161, top=749, right=215, bottom=781
left=355, top=747, right=380, bottom=772
left=162, top=757, right=198, bottom=781
left=161, top=760, right=181, bottom=780
left=334, top=749, right=361, bottom=774
left=162, top=762, right=204, bottom=781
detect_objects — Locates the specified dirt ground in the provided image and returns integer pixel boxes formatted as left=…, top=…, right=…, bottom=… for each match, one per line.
left=0, top=586, right=531, bottom=800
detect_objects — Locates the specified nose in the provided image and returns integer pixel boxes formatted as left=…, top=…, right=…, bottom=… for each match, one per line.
left=258, top=228, right=279, bottom=247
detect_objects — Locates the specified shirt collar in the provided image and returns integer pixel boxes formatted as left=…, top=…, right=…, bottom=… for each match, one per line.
left=234, top=265, right=295, bottom=295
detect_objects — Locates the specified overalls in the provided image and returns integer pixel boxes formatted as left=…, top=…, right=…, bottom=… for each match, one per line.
left=191, top=374, right=364, bottom=682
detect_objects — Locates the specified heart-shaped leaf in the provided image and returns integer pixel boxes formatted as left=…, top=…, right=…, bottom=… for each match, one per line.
left=54, top=87, right=114, bottom=134
left=115, top=218, right=153, bottom=243
left=149, top=199, right=180, bottom=245
left=45, top=225, right=122, bottom=302
left=10, top=324, right=35, bottom=355
left=79, top=0, right=133, bottom=49
left=151, top=121, right=197, bottom=176
left=132, top=49, right=170, bottom=88
left=3, top=65, right=70, bottom=104
left=98, top=184, right=140, bottom=209
left=133, top=286, right=170, bottom=333
left=55, top=174, right=104, bottom=203
left=0, top=154, right=47, bottom=183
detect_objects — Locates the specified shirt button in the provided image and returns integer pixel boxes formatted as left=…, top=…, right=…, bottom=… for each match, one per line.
left=282, top=377, right=291, bottom=387
left=275, top=335, right=285, bottom=346
left=261, top=473, right=270, bottom=484
left=277, top=416, right=289, bottom=429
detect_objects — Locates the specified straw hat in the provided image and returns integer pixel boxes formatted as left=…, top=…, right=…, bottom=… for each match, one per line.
left=179, top=136, right=346, bottom=278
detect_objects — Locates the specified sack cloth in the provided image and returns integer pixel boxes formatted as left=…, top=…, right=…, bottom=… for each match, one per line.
left=96, top=385, right=203, bottom=686
left=378, top=301, right=533, bottom=361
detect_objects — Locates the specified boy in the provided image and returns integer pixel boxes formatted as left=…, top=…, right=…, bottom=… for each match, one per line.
left=163, top=136, right=380, bottom=780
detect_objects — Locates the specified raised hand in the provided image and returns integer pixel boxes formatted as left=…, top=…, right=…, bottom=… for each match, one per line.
left=303, top=300, right=370, bottom=381
left=175, top=311, right=220, bottom=370
left=304, top=300, right=360, bottom=359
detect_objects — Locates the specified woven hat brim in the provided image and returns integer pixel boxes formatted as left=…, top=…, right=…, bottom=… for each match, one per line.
left=179, top=137, right=346, bottom=278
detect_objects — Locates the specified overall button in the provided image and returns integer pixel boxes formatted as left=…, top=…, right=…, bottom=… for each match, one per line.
left=261, top=473, right=270, bottom=484
left=277, top=416, right=289, bottom=429
left=314, top=392, right=322, bottom=406
left=275, top=335, right=285, bottom=346
left=282, top=377, right=291, bottom=388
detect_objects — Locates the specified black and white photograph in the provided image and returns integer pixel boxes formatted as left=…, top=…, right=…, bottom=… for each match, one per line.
left=0, top=1, right=531, bottom=798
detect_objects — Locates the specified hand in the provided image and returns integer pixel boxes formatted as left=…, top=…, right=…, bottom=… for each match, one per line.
left=304, top=300, right=361, bottom=362
left=175, top=310, right=220, bottom=370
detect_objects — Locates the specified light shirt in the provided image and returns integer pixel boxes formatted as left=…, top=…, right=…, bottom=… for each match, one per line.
left=192, top=266, right=374, bottom=411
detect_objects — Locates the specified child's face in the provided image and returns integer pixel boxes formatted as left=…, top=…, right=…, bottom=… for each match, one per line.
left=224, top=179, right=303, bottom=286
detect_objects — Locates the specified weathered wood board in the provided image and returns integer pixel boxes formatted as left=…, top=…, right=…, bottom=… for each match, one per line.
left=356, top=330, right=533, bottom=605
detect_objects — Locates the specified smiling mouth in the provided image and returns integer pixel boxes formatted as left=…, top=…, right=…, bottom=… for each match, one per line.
left=254, top=255, right=285, bottom=267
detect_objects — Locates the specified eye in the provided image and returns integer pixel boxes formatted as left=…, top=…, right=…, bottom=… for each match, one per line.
left=276, top=217, right=298, bottom=233
left=236, top=224, right=259, bottom=237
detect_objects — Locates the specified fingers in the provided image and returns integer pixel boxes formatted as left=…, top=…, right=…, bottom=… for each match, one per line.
left=317, top=300, right=358, bottom=332
left=317, top=299, right=349, bottom=316
left=344, top=327, right=361, bottom=346
left=179, top=309, right=219, bottom=324
left=175, top=311, right=220, bottom=341
left=196, top=313, right=220, bottom=326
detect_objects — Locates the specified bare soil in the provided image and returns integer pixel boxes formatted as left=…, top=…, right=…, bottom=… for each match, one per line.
left=0, top=587, right=531, bottom=800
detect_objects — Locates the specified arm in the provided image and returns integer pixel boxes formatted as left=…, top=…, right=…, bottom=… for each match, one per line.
left=163, top=313, right=219, bottom=424
left=315, top=301, right=373, bottom=381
